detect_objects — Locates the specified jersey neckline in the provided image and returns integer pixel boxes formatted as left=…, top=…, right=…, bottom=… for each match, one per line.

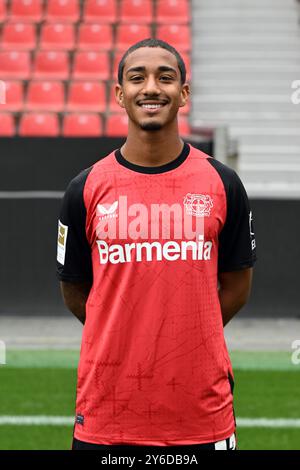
left=114, top=142, right=190, bottom=174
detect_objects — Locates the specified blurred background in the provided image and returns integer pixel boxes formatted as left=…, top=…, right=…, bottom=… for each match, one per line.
left=0, top=0, right=299, bottom=450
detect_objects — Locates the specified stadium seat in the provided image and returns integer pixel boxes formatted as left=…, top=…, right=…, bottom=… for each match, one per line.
left=0, top=0, right=7, bottom=23
left=112, top=51, right=124, bottom=81
left=72, top=51, right=110, bottom=80
left=0, top=81, right=24, bottom=112
left=115, top=24, right=152, bottom=51
left=0, top=113, right=15, bottom=136
left=77, top=23, right=113, bottom=51
left=40, top=23, right=75, bottom=50
left=62, top=113, right=103, bottom=136
left=9, top=0, right=43, bottom=22
left=84, top=0, right=117, bottom=23
left=120, top=0, right=153, bottom=24
left=156, top=25, right=191, bottom=52
left=26, top=81, right=65, bottom=112
left=45, top=0, right=79, bottom=22
left=180, top=52, right=191, bottom=81
left=156, top=0, right=190, bottom=24
left=108, top=84, right=122, bottom=112
left=106, top=113, right=128, bottom=136
left=0, top=51, right=31, bottom=79
left=19, top=112, right=60, bottom=136
left=66, top=81, right=106, bottom=112
left=1, top=23, right=36, bottom=50
left=178, top=115, right=190, bottom=136
left=33, top=51, right=69, bottom=79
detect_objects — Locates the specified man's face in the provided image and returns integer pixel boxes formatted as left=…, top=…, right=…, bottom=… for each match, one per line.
left=115, top=47, right=190, bottom=131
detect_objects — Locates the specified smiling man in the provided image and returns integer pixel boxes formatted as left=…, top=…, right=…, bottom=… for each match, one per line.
left=56, top=39, right=257, bottom=451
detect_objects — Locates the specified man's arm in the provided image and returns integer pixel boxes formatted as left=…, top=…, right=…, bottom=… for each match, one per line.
left=60, top=280, right=92, bottom=325
left=218, top=267, right=253, bottom=327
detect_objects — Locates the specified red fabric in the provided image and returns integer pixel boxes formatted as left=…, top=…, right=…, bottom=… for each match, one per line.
left=73, top=144, right=235, bottom=445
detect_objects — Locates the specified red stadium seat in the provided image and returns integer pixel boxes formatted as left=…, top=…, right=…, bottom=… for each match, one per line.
left=0, top=81, right=24, bottom=111
left=108, top=84, right=122, bottom=112
left=156, top=25, right=191, bottom=52
left=45, top=0, right=79, bottom=22
left=112, top=51, right=124, bottom=81
left=84, top=0, right=117, bottom=23
left=9, top=0, right=43, bottom=22
left=77, top=23, right=113, bottom=51
left=115, top=24, right=151, bottom=51
left=1, top=23, right=36, bottom=50
left=120, top=0, right=153, bottom=24
left=180, top=52, right=191, bottom=81
left=106, top=113, right=128, bottom=136
left=72, top=51, right=110, bottom=80
left=0, top=51, right=31, bottom=79
left=156, top=0, right=190, bottom=24
left=26, top=81, right=65, bottom=112
left=0, top=113, right=15, bottom=136
left=62, top=113, right=103, bottom=136
left=66, top=81, right=106, bottom=112
left=40, top=23, right=75, bottom=50
left=178, top=115, right=190, bottom=136
left=0, top=0, right=7, bottom=22
left=33, top=51, right=69, bottom=79
left=19, top=112, right=60, bottom=136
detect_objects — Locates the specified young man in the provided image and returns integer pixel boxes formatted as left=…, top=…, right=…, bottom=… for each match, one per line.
left=56, top=39, right=257, bottom=451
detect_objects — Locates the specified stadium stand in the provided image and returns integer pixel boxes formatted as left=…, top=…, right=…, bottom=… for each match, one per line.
left=0, top=51, right=31, bottom=79
left=0, top=0, right=191, bottom=137
left=119, top=0, right=153, bottom=24
left=39, top=23, right=75, bottom=50
left=8, top=0, right=43, bottom=22
left=156, top=0, right=190, bottom=24
left=156, top=24, right=191, bottom=52
left=72, top=51, right=110, bottom=80
left=66, top=81, right=106, bottom=112
left=0, top=0, right=6, bottom=23
left=33, top=51, right=69, bottom=79
left=1, top=22, right=36, bottom=50
left=19, top=112, right=60, bottom=136
left=0, top=80, right=24, bottom=112
left=0, top=112, right=15, bottom=135
left=26, top=80, right=65, bottom=112
left=115, top=24, right=152, bottom=50
left=62, top=113, right=103, bottom=136
left=45, top=0, right=80, bottom=23
left=77, top=23, right=113, bottom=50
left=83, top=0, right=117, bottom=23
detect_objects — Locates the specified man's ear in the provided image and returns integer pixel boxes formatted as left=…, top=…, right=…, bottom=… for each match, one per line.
left=179, top=83, right=190, bottom=108
left=115, top=84, right=125, bottom=109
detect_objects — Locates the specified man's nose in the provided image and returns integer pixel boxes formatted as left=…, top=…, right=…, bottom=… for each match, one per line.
left=142, top=76, right=160, bottom=95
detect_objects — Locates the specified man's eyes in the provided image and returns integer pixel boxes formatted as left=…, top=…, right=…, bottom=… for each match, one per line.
left=129, top=76, right=174, bottom=82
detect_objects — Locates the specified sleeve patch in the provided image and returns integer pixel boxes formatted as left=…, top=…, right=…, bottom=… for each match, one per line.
left=57, top=220, right=68, bottom=265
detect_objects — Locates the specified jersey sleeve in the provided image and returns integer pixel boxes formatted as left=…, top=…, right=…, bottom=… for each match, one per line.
left=207, top=158, right=257, bottom=273
left=56, top=167, right=93, bottom=283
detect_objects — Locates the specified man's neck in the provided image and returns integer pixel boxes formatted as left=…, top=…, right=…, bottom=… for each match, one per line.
left=120, top=126, right=184, bottom=167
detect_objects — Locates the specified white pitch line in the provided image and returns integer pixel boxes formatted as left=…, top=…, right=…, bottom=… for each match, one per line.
left=236, top=418, right=300, bottom=428
left=0, top=416, right=300, bottom=428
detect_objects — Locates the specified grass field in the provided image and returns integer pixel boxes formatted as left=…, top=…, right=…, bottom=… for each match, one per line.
left=0, top=350, right=299, bottom=450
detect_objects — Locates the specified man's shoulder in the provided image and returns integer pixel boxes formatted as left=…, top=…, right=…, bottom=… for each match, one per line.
left=67, top=150, right=117, bottom=191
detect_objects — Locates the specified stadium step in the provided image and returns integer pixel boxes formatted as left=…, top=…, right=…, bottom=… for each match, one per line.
left=192, top=0, right=300, bottom=197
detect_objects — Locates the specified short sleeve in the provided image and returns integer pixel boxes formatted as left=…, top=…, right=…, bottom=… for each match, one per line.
left=207, top=158, right=257, bottom=273
left=56, top=167, right=93, bottom=283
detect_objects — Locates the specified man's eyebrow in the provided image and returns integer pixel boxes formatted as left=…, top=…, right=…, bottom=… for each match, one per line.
left=125, top=65, right=178, bottom=75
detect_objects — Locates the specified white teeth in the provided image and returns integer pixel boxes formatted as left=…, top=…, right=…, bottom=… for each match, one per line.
left=141, top=104, right=163, bottom=109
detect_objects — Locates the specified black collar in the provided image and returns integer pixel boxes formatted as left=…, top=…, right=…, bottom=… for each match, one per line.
left=114, top=142, right=190, bottom=174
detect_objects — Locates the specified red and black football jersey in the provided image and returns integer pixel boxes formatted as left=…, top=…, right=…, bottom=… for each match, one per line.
left=57, top=142, right=256, bottom=445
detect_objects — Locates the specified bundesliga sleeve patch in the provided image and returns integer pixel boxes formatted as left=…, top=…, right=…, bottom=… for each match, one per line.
left=57, top=220, right=68, bottom=265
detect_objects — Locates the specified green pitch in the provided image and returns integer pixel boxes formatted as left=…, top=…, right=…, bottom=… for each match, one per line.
left=0, top=350, right=299, bottom=450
